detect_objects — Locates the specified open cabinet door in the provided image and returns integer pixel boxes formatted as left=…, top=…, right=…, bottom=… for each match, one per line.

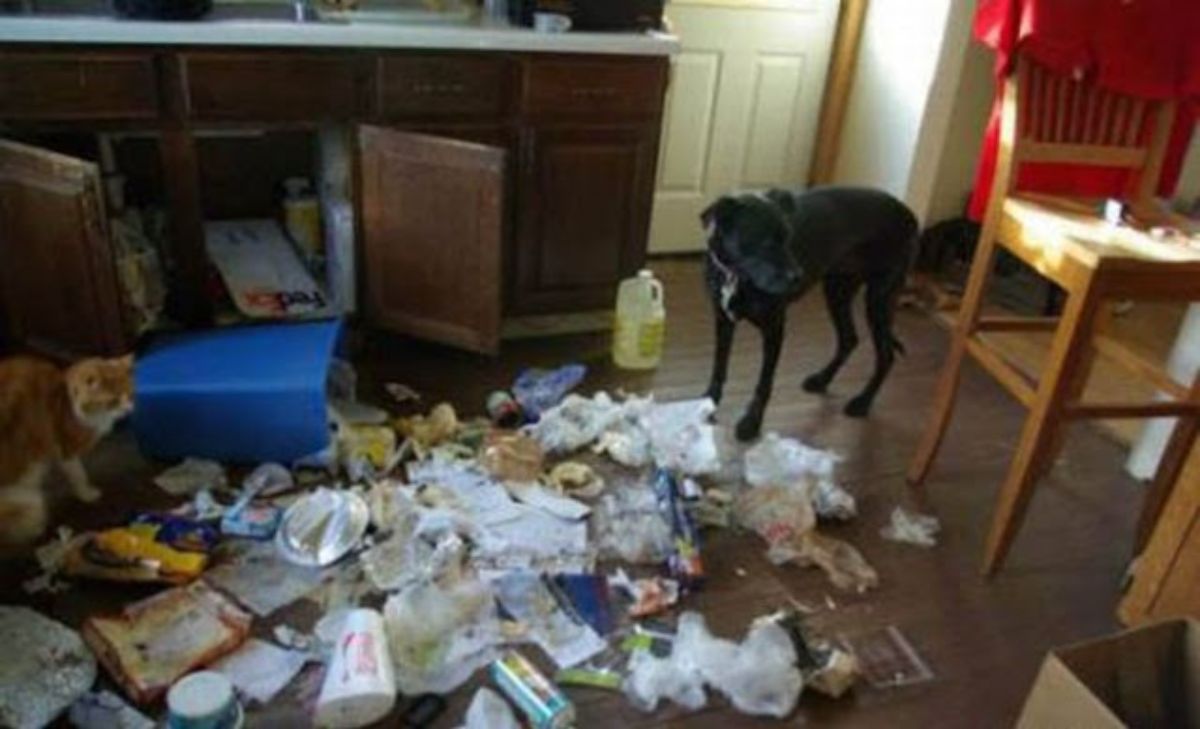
left=0, top=139, right=127, bottom=357
left=359, top=126, right=504, bottom=355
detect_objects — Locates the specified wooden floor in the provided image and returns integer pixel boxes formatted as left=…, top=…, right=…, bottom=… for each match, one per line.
left=2, top=258, right=1148, bottom=728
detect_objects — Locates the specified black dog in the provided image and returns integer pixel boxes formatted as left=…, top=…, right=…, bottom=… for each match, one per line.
left=702, top=186, right=917, bottom=441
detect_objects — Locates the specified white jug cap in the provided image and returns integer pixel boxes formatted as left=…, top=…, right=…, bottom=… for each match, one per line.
left=638, top=269, right=654, bottom=278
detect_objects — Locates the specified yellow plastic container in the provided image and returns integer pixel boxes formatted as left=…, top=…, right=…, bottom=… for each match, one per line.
left=613, top=269, right=666, bottom=370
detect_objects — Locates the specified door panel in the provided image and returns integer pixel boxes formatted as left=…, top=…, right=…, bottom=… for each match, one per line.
left=359, top=127, right=504, bottom=354
left=0, top=139, right=127, bottom=357
left=649, top=1, right=839, bottom=252
left=514, top=125, right=657, bottom=314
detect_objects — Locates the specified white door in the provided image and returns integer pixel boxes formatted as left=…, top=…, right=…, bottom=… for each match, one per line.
left=650, top=0, right=840, bottom=253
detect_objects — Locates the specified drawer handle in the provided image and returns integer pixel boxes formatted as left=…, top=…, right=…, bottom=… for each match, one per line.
left=412, top=82, right=468, bottom=95
left=570, top=87, right=618, bottom=99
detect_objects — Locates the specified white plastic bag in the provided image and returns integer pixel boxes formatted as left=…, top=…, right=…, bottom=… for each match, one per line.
left=744, top=433, right=856, bottom=519
left=642, top=398, right=721, bottom=475
left=460, top=687, right=520, bottom=729
left=880, top=506, right=941, bottom=548
left=623, top=649, right=707, bottom=713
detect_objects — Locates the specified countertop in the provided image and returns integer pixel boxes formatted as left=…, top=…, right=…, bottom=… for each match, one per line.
left=0, top=6, right=678, bottom=56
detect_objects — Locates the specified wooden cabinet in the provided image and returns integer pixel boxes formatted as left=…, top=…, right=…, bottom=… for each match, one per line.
left=0, top=45, right=668, bottom=355
left=513, top=124, right=658, bottom=313
left=182, top=52, right=370, bottom=121
left=0, top=140, right=128, bottom=357
left=0, top=51, right=159, bottom=120
left=359, top=127, right=504, bottom=353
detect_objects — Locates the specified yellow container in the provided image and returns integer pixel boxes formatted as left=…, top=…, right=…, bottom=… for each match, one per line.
left=613, top=269, right=666, bottom=370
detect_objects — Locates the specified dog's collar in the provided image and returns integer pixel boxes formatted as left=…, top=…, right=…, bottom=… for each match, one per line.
left=708, top=250, right=739, bottom=321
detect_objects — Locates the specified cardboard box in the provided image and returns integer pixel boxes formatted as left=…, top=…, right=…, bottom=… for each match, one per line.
left=1017, top=619, right=1200, bottom=728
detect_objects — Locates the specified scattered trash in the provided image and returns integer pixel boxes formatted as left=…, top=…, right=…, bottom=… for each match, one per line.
left=611, top=568, right=680, bottom=618
left=766, top=610, right=861, bottom=698
left=529, top=392, right=628, bottom=453
left=544, top=461, right=605, bottom=499
left=205, top=541, right=327, bottom=617
left=494, top=571, right=607, bottom=669
left=154, top=457, right=227, bottom=496
left=211, top=638, right=309, bottom=705
left=625, top=611, right=803, bottom=718
left=396, top=402, right=460, bottom=453
left=23, top=526, right=76, bottom=595
left=744, top=432, right=856, bottom=520
left=0, top=606, right=97, bottom=729
left=838, top=625, right=934, bottom=689
left=486, top=390, right=524, bottom=428
left=82, top=582, right=252, bottom=704
left=481, top=431, right=545, bottom=483
left=243, top=462, right=295, bottom=496
left=461, top=686, right=521, bottom=729
left=644, top=399, right=721, bottom=476
left=338, top=424, right=397, bottom=479
left=552, top=573, right=615, bottom=636
left=69, top=690, right=155, bottom=729
left=654, top=469, right=704, bottom=589
left=491, top=650, right=576, bottom=729
left=736, top=484, right=877, bottom=592
left=275, top=487, right=371, bottom=567
left=63, top=527, right=208, bottom=584
left=166, top=671, right=241, bottom=729
left=330, top=397, right=390, bottom=426
left=880, top=506, right=941, bottom=548
left=315, top=609, right=397, bottom=728
left=512, top=363, right=587, bottom=420
left=385, top=381, right=422, bottom=405
left=693, top=487, right=733, bottom=528
left=507, top=482, right=591, bottom=521
left=591, top=485, right=673, bottom=564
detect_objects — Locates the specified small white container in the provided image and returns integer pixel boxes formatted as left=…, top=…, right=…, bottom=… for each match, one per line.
left=315, top=608, right=396, bottom=729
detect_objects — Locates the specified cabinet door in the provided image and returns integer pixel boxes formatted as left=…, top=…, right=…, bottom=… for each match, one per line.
left=359, top=126, right=505, bottom=354
left=513, top=125, right=658, bottom=314
left=0, top=139, right=127, bottom=357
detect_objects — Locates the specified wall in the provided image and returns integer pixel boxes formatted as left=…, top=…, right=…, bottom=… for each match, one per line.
left=922, top=38, right=993, bottom=223
left=831, top=0, right=954, bottom=205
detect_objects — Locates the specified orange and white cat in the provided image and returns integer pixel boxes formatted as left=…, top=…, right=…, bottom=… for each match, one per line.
left=0, top=355, right=134, bottom=544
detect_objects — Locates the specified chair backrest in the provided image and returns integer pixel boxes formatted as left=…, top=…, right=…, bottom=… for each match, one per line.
left=1007, top=57, right=1177, bottom=201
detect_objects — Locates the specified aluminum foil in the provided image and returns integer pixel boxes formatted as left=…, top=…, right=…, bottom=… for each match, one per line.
left=0, top=606, right=97, bottom=729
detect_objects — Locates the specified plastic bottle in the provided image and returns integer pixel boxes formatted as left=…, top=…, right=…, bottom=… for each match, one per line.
left=282, top=176, right=323, bottom=263
left=613, top=269, right=666, bottom=369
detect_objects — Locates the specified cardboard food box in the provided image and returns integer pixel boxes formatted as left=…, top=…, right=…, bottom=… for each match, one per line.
left=1017, top=619, right=1200, bottom=728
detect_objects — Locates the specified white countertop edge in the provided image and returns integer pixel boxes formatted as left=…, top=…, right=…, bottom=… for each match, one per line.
left=0, top=18, right=679, bottom=56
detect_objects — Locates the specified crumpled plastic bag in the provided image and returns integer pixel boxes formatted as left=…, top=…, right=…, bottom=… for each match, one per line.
left=544, top=461, right=605, bottom=499
left=512, top=363, right=587, bottom=419
left=880, top=506, right=941, bottom=548
left=527, top=392, right=626, bottom=453
left=460, top=687, right=520, bottom=729
left=591, top=420, right=652, bottom=468
left=674, top=612, right=803, bottom=718
left=623, top=612, right=803, bottom=718
left=735, top=486, right=877, bottom=592
left=744, top=433, right=856, bottom=519
left=642, top=399, right=721, bottom=475
left=396, top=402, right=460, bottom=452
left=590, top=485, right=673, bottom=564
left=624, top=648, right=708, bottom=713
left=154, top=458, right=227, bottom=496
left=480, top=432, right=545, bottom=483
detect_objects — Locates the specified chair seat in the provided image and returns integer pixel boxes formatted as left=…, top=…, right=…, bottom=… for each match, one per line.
left=999, top=195, right=1200, bottom=289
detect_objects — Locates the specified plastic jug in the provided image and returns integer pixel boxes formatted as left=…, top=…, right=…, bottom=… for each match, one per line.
left=613, top=269, right=665, bottom=369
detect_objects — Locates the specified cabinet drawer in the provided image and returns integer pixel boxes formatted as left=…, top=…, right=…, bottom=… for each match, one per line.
left=379, top=55, right=510, bottom=118
left=522, top=59, right=666, bottom=118
left=183, top=53, right=367, bottom=120
left=0, top=52, right=159, bottom=120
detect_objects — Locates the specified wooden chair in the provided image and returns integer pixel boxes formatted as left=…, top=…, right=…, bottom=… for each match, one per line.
left=907, top=56, right=1200, bottom=576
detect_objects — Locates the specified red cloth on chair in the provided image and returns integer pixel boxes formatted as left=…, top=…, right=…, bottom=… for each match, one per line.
left=967, top=0, right=1200, bottom=220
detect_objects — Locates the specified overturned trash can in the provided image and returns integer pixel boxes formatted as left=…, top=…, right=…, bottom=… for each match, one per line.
left=134, top=319, right=342, bottom=463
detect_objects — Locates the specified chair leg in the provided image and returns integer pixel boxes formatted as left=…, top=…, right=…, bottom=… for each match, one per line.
left=907, top=228, right=1000, bottom=486
left=982, top=277, right=1101, bottom=576
left=1135, top=413, right=1199, bottom=553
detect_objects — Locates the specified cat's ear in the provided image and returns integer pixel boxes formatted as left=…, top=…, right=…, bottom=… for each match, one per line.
left=116, top=354, right=134, bottom=368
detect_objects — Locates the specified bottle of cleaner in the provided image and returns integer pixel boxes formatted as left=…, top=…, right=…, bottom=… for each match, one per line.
left=613, top=269, right=666, bottom=369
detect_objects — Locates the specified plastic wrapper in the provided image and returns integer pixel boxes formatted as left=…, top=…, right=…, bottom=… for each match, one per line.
left=880, top=506, right=941, bottom=548
left=544, top=461, right=605, bottom=499
left=154, top=457, right=227, bottom=496
left=623, top=649, right=707, bottom=713
left=642, top=399, right=721, bottom=475
left=242, top=462, right=295, bottom=496
left=396, top=402, right=460, bottom=452
left=460, top=687, right=520, bottom=729
left=591, top=423, right=652, bottom=468
left=590, top=485, right=673, bottom=564
left=512, top=363, right=587, bottom=419
left=674, top=612, right=803, bottom=718
left=527, top=392, right=625, bottom=453
left=744, top=433, right=856, bottom=519
left=494, top=571, right=607, bottom=669
left=480, top=431, right=545, bottom=483
left=0, top=607, right=97, bottom=729
left=735, top=486, right=877, bottom=592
